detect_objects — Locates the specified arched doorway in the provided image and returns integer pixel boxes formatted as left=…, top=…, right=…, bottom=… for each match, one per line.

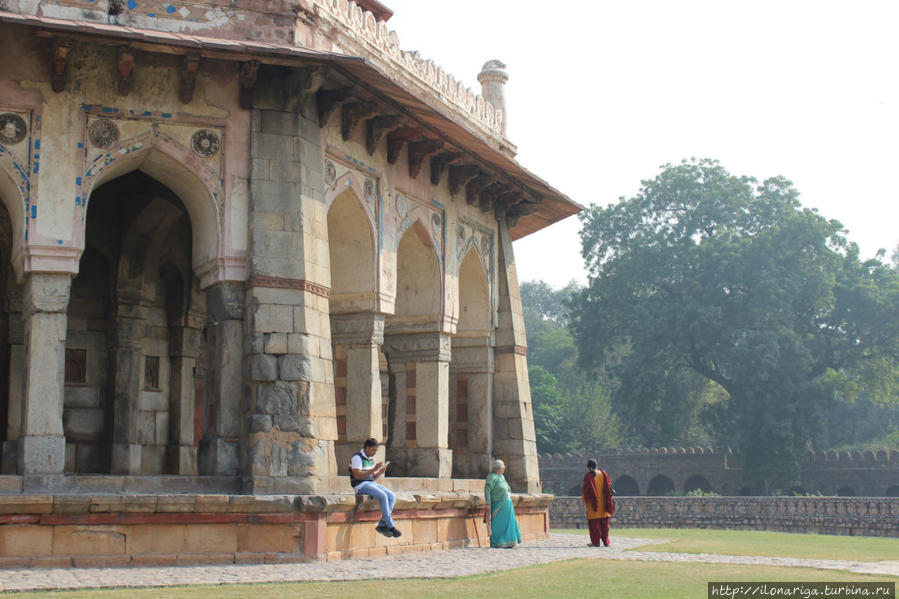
left=450, top=246, right=492, bottom=478
left=66, top=172, right=207, bottom=474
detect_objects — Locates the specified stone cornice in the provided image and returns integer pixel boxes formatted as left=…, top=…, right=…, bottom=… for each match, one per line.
left=248, top=276, right=331, bottom=299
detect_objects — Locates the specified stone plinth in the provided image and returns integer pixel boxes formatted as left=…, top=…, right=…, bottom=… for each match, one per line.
left=0, top=479, right=552, bottom=568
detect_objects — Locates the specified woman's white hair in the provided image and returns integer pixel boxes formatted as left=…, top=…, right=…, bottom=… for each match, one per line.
left=491, top=459, right=505, bottom=473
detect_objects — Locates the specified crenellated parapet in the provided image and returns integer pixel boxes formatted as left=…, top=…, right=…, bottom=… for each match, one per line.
left=312, top=0, right=509, bottom=146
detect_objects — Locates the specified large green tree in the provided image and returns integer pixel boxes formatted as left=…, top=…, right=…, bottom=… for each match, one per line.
left=571, top=159, right=899, bottom=489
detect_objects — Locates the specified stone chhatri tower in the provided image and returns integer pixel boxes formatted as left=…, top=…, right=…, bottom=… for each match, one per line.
left=0, top=0, right=580, bottom=564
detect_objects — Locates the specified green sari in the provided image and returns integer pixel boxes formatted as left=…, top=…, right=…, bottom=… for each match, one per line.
left=484, top=472, right=522, bottom=548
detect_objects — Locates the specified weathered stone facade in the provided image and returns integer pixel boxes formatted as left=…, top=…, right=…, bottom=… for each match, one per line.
left=0, top=0, right=581, bottom=498
left=540, top=449, right=899, bottom=497
left=549, top=496, right=899, bottom=537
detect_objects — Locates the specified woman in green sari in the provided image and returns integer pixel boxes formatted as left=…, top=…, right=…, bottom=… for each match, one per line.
left=483, top=459, right=522, bottom=548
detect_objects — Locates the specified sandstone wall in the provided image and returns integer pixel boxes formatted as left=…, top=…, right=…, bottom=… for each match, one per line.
left=550, top=496, right=899, bottom=537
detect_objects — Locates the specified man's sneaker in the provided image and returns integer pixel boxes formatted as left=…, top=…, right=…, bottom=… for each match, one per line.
left=390, top=527, right=402, bottom=538
left=375, top=524, right=392, bottom=537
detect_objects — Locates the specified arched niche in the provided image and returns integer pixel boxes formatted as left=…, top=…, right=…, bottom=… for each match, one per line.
left=456, top=247, right=490, bottom=336
left=392, top=219, right=441, bottom=324
left=647, top=474, right=676, bottom=496
left=327, top=187, right=377, bottom=313
left=80, top=133, right=223, bottom=284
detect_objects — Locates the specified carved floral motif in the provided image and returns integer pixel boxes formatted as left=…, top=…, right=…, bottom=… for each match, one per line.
left=88, top=119, right=119, bottom=149
left=0, top=113, right=27, bottom=145
left=191, top=129, right=220, bottom=158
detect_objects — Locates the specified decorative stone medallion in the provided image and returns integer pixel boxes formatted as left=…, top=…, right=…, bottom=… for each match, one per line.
left=191, top=129, right=220, bottom=158
left=324, top=159, right=337, bottom=187
left=88, top=119, right=119, bottom=149
left=396, top=193, right=407, bottom=218
left=0, top=113, right=27, bottom=145
left=431, top=213, right=442, bottom=237
left=364, top=178, right=376, bottom=203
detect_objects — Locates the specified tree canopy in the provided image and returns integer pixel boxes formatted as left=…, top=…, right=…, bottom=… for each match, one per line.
left=570, top=158, right=899, bottom=489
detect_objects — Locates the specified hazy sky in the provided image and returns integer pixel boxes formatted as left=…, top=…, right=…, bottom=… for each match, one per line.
left=383, top=0, right=899, bottom=288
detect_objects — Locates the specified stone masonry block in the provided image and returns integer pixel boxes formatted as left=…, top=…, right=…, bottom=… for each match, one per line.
left=279, top=354, right=313, bottom=381
left=248, top=354, right=278, bottom=382
left=265, top=333, right=288, bottom=355
left=250, top=414, right=273, bottom=433
left=256, top=381, right=299, bottom=416
left=261, top=110, right=300, bottom=134
left=250, top=304, right=295, bottom=334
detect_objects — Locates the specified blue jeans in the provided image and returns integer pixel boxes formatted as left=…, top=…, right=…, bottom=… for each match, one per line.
left=355, top=480, right=396, bottom=528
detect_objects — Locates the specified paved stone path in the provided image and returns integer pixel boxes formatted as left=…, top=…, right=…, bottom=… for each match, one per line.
left=1, top=534, right=897, bottom=592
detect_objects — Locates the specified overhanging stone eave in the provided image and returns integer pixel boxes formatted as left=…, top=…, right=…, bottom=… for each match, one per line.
left=0, top=10, right=583, bottom=239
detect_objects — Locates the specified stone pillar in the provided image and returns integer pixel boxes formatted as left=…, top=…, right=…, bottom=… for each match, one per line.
left=243, top=102, right=336, bottom=494
left=330, top=313, right=384, bottom=469
left=199, top=282, right=244, bottom=475
left=18, top=273, right=71, bottom=474
left=450, top=335, right=493, bottom=478
left=493, top=220, right=540, bottom=492
left=382, top=331, right=452, bottom=477
left=110, top=312, right=142, bottom=474
left=477, top=60, right=508, bottom=136
left=167, top=324, right=202, bottom=474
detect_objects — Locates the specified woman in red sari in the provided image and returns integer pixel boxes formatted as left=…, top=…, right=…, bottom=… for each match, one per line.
left=581, top=458, right=614, bottom=547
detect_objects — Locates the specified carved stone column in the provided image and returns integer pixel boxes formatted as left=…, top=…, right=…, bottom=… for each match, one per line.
left=167, top=323, right=203, bottom=474
left=18, top=273, right=71, bottom=474
left=330, top=312, right=384, bottom=469
left=199, top=282, right=244, bottom=475
left=383, top=331, right=452, bottom=477
left=110, top=311, right=142, bottom=474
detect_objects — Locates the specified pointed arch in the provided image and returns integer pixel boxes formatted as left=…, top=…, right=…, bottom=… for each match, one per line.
left=393, top=218, right=441, bottom=322
left=456, top=246, right=490, bottom=335
left=327, top=187, right=377, bottom=313
left=0, top=146, right=28, bottom=271
left=80, top=132, right=223, bottom=282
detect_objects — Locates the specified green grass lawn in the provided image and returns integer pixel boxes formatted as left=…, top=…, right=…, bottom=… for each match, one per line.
left=8, top=560, right=898, bottom=599
left=558, top=527, right=899, bottom=562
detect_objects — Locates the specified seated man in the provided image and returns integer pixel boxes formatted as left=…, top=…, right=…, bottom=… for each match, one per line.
left=350, top=438, right=401, bottom=538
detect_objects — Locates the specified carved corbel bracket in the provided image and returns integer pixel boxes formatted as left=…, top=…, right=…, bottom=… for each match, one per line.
left=479, top=182, right=509, bottom=213
left=494, top=190, right=524, bottom=218
left=179, top=54, right=201, bottom=104
left=386, top=126, right=421, bottom=165
left=448, top=164, right=480, bottom=195
left=316, top=87, right=354, bottom=128
left=239, top=60, right=260, bottom=110
left=341, top=101, right=375, bottom=141
left=465, top=174, right=493, bottom=206
left=50, top=37, right=73, bottom=93
left=407, top=139, right=444, bottom=179
left=429, top=152, right=462, bottom=186
left=116, top=46, right=136, bottom=96
left=507, top=194, right=541, bottom=226
left=365, top=115, right=402, bottom=155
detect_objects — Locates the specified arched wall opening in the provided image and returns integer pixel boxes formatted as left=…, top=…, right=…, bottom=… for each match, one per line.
left=383, top=219, right=444, bottom=476
left=684, top=474, right=712, bottom=494
left=326, top=188, right=382, bottom=468
left=0, top=200, right=15, bottom=470
left=65, top=171, right=207, bottom=474
left=647, top=474, right=676, bottom=496
left=450, top=247, right=492, bottom=478
left=613, top=474, right=640, bottom=496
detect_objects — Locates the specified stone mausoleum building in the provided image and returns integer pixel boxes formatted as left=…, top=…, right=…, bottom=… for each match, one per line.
left=0, top=0, right=579, bottom=565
